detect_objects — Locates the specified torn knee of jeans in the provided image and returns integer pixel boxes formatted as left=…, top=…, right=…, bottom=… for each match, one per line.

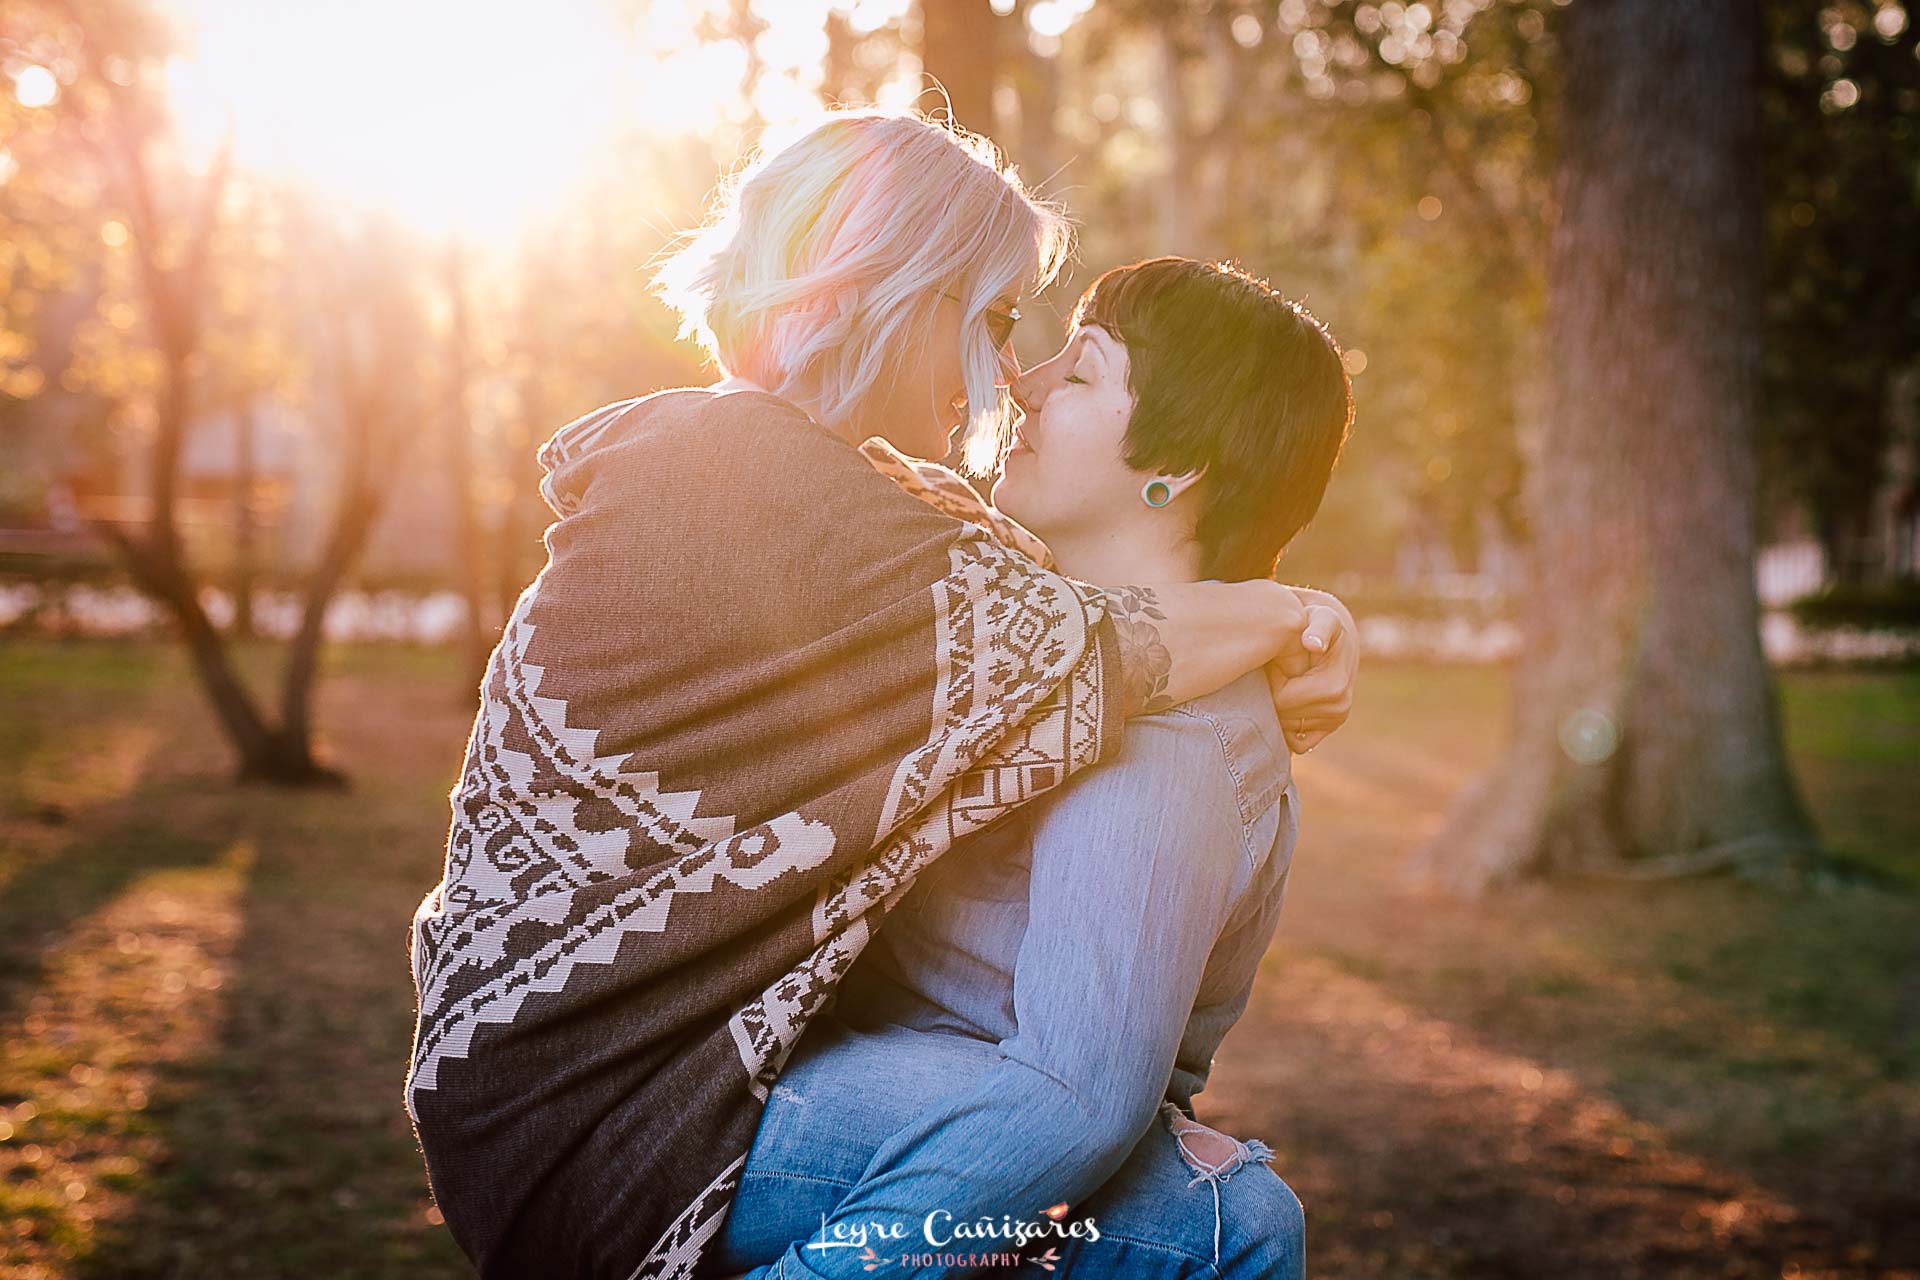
left=1161, top=1100, right=1275, bottom=1182
left=1179, top=1126, right=1241, bottom=1172
left=770, top=1082, right=809, bottom=1105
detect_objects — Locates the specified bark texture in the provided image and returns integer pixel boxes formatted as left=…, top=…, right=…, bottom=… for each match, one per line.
left=918, top=0, right=1000, bottom=133
left=1411, top=0, right=1818, bottom=894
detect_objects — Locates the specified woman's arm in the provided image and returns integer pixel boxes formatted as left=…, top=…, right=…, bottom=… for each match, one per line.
left=995, top=708, right=1251, bottom=1144
left=858, top=437, right=1357, bottom=733
left=1093, top=579, right=1310, bottom=716
left=739, top=712, right=1250, bottom=1279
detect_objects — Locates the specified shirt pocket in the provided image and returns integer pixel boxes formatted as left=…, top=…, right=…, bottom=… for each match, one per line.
left=1247, top=779, right=1299, bottom=882
left=1212, top=712, right=1292, bottom=831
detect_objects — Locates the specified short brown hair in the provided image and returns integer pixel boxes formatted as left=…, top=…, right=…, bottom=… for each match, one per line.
left=1071, top=257, right=1354, bottom=581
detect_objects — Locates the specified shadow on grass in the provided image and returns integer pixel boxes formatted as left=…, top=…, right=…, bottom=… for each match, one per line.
left=73, top=781, right=469, bottom=1278
left=1215, top=953, right=1884, bottom=1280
left=0, top=789, right=236, bottom=1045
left=1281, top=718, right=1920, bottom=1275
left=12, top=647, right=1911, bottom=1279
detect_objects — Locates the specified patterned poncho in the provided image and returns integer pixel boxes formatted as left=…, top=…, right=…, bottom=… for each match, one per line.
left=405, top=387, right=1126, bottom=1279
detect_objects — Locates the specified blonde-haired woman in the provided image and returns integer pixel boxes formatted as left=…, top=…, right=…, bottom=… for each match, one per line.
left=405, top=107, right=1357, bottom=1280
left=654, top=107, right=1051, bottom=477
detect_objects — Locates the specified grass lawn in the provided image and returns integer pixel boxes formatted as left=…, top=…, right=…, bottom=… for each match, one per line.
left=0, top=640, right=1914, bottom=1279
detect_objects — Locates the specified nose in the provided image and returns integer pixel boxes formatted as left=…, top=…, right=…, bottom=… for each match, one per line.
left=1008, top=363, right=1039, bottom=415
left=996, top=345, right=1023, bottom=386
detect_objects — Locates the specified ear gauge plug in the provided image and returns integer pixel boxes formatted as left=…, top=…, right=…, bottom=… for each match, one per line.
left=1141, top=478, right=1173, bottom=507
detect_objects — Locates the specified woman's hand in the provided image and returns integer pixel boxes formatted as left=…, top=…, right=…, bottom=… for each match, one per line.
left=1265, top=587, right=1358, bottom=753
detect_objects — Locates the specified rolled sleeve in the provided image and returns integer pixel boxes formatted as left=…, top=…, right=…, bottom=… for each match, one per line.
left=999, top=707, right=1253, bottom=1155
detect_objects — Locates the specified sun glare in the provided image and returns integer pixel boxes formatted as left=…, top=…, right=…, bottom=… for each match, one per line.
left=158, top=0, right=890, bottom=241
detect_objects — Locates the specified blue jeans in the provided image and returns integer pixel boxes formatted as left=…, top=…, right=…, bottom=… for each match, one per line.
left=704, top=1015, right=1303, bottom=1279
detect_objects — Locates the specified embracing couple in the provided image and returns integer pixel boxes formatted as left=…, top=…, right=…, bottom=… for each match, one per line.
left=405, top=107, right=1359, bottom=1280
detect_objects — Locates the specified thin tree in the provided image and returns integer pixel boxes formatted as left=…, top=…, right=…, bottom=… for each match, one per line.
left=52, top=0, right=428, bottom=784
left=268, top=216, right=428, bottom=779
left=1411, top=0, right=1820, bottom=893
left=442, top=240, right=492, bottom=690
left=918, top=0, right=1000, bottom=132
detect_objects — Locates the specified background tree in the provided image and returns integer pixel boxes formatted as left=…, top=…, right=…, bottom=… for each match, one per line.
left=917, top=0, right=1001, bottom=129
left=9, top=0, right=435, bottom=784
left=441, top=241, right=492, bottom=690
left=9, top=0, right=1912, bottom=799
left=264, top=213, right=432, bottom=775
left=1411, top=0, right=1820, bottom=893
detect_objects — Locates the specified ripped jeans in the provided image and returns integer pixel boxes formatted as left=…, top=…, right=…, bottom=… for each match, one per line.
left=701, top=1016, right=1303, bottom=1279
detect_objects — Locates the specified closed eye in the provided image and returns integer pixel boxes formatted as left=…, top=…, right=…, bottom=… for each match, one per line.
left=1064, top=374, right=1087, bottom=385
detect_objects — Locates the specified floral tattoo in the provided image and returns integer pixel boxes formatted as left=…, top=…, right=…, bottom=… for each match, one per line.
left=1101, top=586, right=1175, bottom=715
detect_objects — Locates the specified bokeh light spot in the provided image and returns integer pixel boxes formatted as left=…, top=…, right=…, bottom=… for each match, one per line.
left=1558, top=707, right=1621, bottom=765
left=13, top=65, right=58, bottom=108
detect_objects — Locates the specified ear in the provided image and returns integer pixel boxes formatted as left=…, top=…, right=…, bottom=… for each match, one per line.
left=1159, top=467, right=1206, bottom=501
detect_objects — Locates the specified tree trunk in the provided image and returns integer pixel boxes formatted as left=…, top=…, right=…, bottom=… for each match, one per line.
left=1409, top=0, right=1818, bottom=894
left=1006, top=0, right=1061, bottom=195
left=824, top=9, right=858, bottom=103
left=917, top=0, right=999, bottom=134
left=112, top=528, right=273, bottom=757
left=443, top=244, right=492, bottom=689
left=79, top=37, right=393, bottom=791
left=497, top=347, right=545, bottom=627
left=1816, top=503, right=1873, bottom=586
left=1153, top=36, right=1196, bottom=251
left=231, top=399, right=257, bottom=640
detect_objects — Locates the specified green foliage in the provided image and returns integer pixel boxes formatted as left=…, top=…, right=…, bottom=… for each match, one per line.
left=1761, top=0, right=1920, bottom=571
left=1789, top=579, right=1920, bottom=628
left=4, top=0, right=1914, bottom=593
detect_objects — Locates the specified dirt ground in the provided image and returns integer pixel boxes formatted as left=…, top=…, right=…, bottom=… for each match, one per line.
left=1202, top=665, right=1919, bottom=1280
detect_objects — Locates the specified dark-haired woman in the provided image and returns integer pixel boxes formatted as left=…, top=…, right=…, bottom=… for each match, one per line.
left=703, top=259, right=1354, bottom=1280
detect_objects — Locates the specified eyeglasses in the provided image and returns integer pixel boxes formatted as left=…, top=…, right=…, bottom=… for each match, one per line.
left=942, top=291, right=1021, bottom=351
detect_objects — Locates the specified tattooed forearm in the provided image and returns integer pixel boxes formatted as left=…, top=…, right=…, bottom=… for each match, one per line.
left=1100, top=586, right=1176, bottom=715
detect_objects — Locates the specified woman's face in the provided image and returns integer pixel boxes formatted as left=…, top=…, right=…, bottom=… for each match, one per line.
left=990, top=324, right=1141, bottom=540
left=864, top=290, right=1018, bottom=460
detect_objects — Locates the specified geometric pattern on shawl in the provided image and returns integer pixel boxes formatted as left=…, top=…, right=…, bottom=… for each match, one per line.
left=403, top=388, right=1123, bottom=1280
left=643, top=540, right=1111, bottom=1280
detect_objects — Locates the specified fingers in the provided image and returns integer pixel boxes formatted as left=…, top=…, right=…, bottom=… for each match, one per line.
left=1282, top=706, right=1342, bottom=753
left=1269, top=661, right=1348, bottom=716
left=1284, top=722, right=1334, bottom=754
left=1267, top=593, right=1325, bottom=679
left=1271, top=648, right=1315, bottom=679
left=1300, top=603, right=1340, bottom=655
left=1268, top=589, right=1358, bottom=754
left=1265, top=587, right=1358, bottom=754
left=1263, top=660, right=1311, bottom=714
left=1269, top=581, right=1310, bottom=634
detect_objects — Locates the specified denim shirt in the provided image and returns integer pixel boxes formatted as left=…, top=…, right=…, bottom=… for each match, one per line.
left=833, top=664, right=1299, bottom=1120
left=724, top=670, right=1303, bottom=1278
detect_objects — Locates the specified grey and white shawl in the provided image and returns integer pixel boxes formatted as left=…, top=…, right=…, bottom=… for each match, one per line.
left=405, top=386, right=1125, bottom=1278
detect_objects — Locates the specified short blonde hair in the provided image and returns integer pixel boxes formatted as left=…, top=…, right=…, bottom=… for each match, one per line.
left=652, top=107, right=1074, bottom=475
